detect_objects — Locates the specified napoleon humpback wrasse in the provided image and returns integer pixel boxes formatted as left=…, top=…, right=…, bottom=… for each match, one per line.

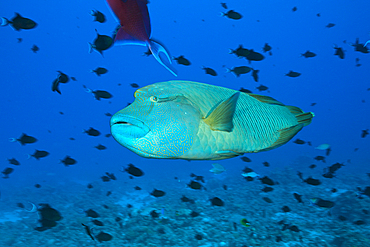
left=110, top=81, right=314, bottom=160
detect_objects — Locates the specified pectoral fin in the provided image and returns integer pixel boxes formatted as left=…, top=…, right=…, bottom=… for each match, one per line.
left=203, top=92, right=240, bottom=132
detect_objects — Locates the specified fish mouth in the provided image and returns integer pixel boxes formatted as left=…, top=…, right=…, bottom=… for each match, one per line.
left=110, top=115, right=150, bottom=139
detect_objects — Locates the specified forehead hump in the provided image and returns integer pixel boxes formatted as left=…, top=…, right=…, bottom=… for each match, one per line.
left=133, top=82, right=176, bottom=98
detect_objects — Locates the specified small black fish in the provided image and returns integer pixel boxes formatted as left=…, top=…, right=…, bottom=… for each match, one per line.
left=89, top=29, right=113, bottom=56
left=293, top=193, right=303, bottom=203
left=35, top=204, right=62, bottom=231
left=203, top=67, right=217, bottom=76
left=222, top=10, right=242, bottom=20
left=334, top=46, right=345, bottom=59
left=210, top=197, right=224, bottom=206
left=104, top=112, right=112, bottom=117
left=181, top=195, right=195, bottom=204
left=91, top=10, right=106, bottom=23
left=301, top=50, right=316, bottom=58
left=51, top=71, right=70, bottom=94
left=221, top=3, right=227, bottom=9
left=85, top=209, right=100, bottom=218
left=304, top=177, right=321, bottom=186
left=190, top=173, right=205, bottom=183
left=60, top=155, right=77, bottom=166
left=326, top=162, right=344, bottom=174
left=92, top=219, right=104, bottom=226
left=134, top=186, right=141, bottom=190
left=190, top=211, right=200, bottom=217
left=17, top=38, right=22, bottom=43
left=10, top=133, right=37, bottom=145
left=282, top=206, right=291, bottom=212
left=195, top=234, right=203, bottom=240
left=314, top=155, right=326, bottom=163
left=105, top=172, right=116, bottom=180
left=262, top=197, right=273, bottom=203
left=150, top=210, right=160, bottom=218
left=260, top=176, right=275, bottom=186
left=230, top=45, right=250, bottom=57
left=29, top=150, right=50, bottom=160
left=143, top=48, right=152, bottom=56
left=309, top=164, right=316, bottom=169
left=31, top=44, right=39, bottom=53
left=322, top=172, right=335, bottom=178
left=81, top=223, right=95, bottom=240
left=2, top=167, right=14, bottom=178
left=84, top=127, right=101, bottom=136
left=150, top=189, right=166, bottom=197
left=124, top=164, right=144, bottom=177
left=7, top=158, right=20, bottom=166
left=293, top=139, right=306, bottom=144
left=240, top=156, right=252, bottom=162
left=262, top=43, right=272, bottom=53
left=84, top=87, right=113, bottom=100
left=173, top=55, right=191, bottom=66
left=312, top=198, right=334, bottom=208
left=130, top=83, right=140, bottom=88
left=262, top=187, right=274, bottom=192
left=239, top=88, right=252, bottom=93
left=187, top=180, right=202, bottom=190
left=353, top=220, right=366, bottom=225
left=288, top=225, right=300, bottom=232
left=101, top=176, right=110, bottom=182
left=361, top=129, right=369, bottom=138
left=285, top=71, right=301, bottom=77
left=292, top=6, right=297, bottom=12
left=262, top=161, right=270, bottom=167
left=251, top=69, right=259, bottom=82
left=95, top=144, right=107, bottom=150
left=245, top=49, right=265, bottom=62
left=95, top=231, right=113, bottom=243
left=256, top=85, right=268, bottom=92
left=326, top=23, right=335, bottom=28
left=87, top=184, right=93, bottom=189
left=1, top=13, right=37, bottom=31
left=35, top=184, right=41, bottom=188
left=91, top=67, right=108, bottom=76
left=226, top=66, right=252, bottom=77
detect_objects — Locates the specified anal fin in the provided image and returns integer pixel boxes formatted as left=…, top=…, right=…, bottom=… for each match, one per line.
left=260, top=124, right=303, bottom=152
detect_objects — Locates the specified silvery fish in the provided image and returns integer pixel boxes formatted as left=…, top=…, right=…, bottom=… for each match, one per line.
left=110, top=81, right=314, bottom=160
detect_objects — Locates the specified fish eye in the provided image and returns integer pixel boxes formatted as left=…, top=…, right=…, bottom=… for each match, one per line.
left=150, top=96, right=158, bottom=102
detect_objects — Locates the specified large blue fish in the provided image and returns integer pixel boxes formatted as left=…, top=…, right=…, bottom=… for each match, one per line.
left=111, top=81, right=314, bottom=160
left=106, top=0, right=177, bottom=76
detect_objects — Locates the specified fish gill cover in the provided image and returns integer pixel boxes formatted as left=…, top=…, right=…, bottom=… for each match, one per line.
left=0, top=0, right=370, bottom=246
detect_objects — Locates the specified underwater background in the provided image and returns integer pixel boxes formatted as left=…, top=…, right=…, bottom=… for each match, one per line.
left=1, top=0, right=370, bottom=246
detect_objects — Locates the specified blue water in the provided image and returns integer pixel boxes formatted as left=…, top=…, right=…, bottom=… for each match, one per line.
left=1, top=0, right=369, bottom=246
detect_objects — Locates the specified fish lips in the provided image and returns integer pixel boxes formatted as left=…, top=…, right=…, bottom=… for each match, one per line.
left=110, top=115, right=150, bottom=139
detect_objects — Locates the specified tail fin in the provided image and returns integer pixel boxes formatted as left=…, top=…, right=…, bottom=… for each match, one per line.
left=286, top=105, right=314, bottom=126
left=296, top=112, right=314, bottom=126
left=1, top=17, right=9, bottom=26
left=149, top=40, right=177, bottom=76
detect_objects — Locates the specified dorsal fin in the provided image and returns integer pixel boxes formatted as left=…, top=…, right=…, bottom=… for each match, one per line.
left=203, top=92, right=240, bottom=132
left=248, top=94, right=285, bottom=106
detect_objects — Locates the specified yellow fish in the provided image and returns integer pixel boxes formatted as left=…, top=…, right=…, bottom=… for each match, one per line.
left=110, top=81, right=314, bottom=160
